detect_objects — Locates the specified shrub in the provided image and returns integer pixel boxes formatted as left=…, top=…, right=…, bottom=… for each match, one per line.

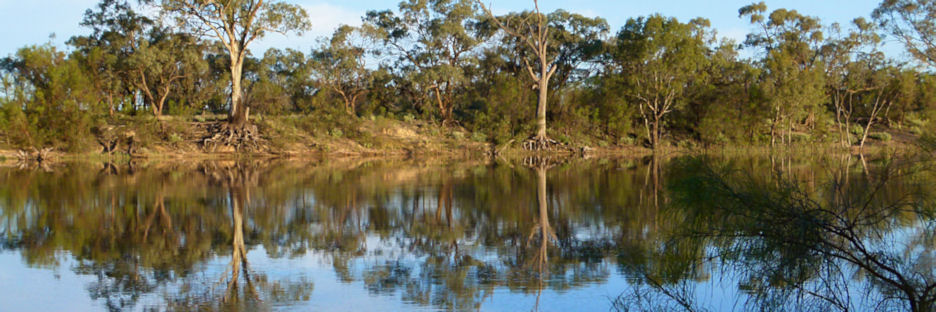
left=869, top=132, right=892, bottom=142
left=470, top=131, right=487, bottom=143
left=620, top=135, right=636, bottom=146
left=790, top=132, right=811, bottom=143
left=168, top=133, right=183, bottom=145
left=904, top=112, right=927, bottom=129
left=0, top=45, right=106, bottom=151
left=556, top=134, right=571, bottom=144
left=850, top=124, right=865, bottom=136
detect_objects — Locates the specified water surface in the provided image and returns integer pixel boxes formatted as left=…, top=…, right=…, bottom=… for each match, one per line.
left=1, top=154, right=934, bottom=311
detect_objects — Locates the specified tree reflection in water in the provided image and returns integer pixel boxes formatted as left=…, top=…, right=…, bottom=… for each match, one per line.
left=615, top=154, right=936, bottom=312
left=165, top=163, right=314, bottom=311
left=0, top=154, right=934, bottom=311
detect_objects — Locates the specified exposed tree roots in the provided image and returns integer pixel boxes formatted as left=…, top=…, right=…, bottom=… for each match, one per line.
left=16, top=147, right=53, bottom=162
left=15, top=147, right=54, bottom=171
left=522, top=135, right=562, bottom=151
left=201, top=123, right=264, bottom=153
left=522, top=155, right=568, bottom=169
left=97, top=134, right=136, bottom=155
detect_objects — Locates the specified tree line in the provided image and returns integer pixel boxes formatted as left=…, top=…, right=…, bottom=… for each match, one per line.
left=3, top=0, right=936, bottom=151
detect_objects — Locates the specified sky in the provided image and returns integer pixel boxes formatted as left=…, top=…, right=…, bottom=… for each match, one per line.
left=0, top=0, right=890, bottom=59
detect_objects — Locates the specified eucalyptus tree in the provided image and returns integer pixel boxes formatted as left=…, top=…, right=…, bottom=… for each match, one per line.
left=248, top=48, right=313, bottom=115
left=541, top=10, right=608, bottom=113
left=855, top=65, right=901, bottom=150
left=159, top=0, right=311, bottom=127
left=364, top=0, right=485, bottom=125
left=68, top=0, right=153, bottom=115
left=874, top=0, right=936, bottom=67
left=127, top=28, right=205, bottom=116
left=68, top=47, right=123, bottom=116
left=611, top=15, right=712, bottom=150
left=312, top=25, right=373, bottom=115
left=822, top=18, right=887, bottom=148
left=823, top=21, right=863, bottom=147
left=70, top=0, right=210, bottom=117
left=688, top=42, right=764, bottom=145
left=477, top=0, right=560, bottom=149
left=0, top=45, right=102, bottom=150
left=170, top=43, right=228, bottom=114
left=740, top=2, right=827, bottom=146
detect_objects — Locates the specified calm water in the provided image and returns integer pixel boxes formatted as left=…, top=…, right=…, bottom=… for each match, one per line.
left=1, top=154, right=935, bottom=311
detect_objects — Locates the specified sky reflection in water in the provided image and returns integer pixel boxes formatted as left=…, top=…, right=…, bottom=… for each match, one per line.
left=0, top=154, right=933, bottom=311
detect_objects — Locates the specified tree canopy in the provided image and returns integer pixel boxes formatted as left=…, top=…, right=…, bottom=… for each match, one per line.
left=1, top=0, right=936, bottom=152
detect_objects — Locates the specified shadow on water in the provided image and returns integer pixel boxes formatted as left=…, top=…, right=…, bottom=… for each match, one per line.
left=0, top=153, right=935, bottom=311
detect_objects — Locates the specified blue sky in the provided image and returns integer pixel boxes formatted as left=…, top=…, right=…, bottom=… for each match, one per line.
left=0, top=0, right=887, bottom=58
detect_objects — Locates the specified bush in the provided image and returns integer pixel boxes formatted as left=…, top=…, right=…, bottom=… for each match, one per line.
left=904, top=112, right=927, bottom=129
left=790, top=132, right=811, bottom=143
left=556, top=134, right=571, bottom=144
left=291, top=106, right=362, bottom=139
left=168, top=133, right=183, bottom=145
left=869, top=132, right=892, bottom=142
left=470, top=131, right=487, bottom=143
left=0, top=45, right=107, bottom=151
left=850, top=124, right=865, bottom=136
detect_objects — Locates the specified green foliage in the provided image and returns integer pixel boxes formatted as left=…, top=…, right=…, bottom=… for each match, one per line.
left=161, top=0, right=311, bottom=123
left=168, top=132, right=183, bottom=145
left=790, top=132, right=811, bottom=143
left=311, top=26, right=372, bottom=115
left=610, top=14, right=713, bottom=148
left=904, top=112, right=928, bottom=129
left=363, top=0, right=488, bottom=123
left=470, top=131, right=487, bottom=143
left=1, top=45, right=106, bottom=151
left=874, top=0, right=936, bottom=67
left=4, top=0, right=936, bottom=152
left=869, top=132, right=892, bottom=142
left=851, top=124, right=865, bottom=136
left=286, top=105, right=363, bottom=141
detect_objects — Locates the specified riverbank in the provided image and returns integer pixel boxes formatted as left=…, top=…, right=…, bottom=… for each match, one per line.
left=0, top=114, right=922, bottom=162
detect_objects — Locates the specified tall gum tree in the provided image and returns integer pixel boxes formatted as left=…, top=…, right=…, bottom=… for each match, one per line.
left=312, top=25, right=373, bottom=116
left=67, top=0, right=149, bottom=116
left=477, top=0, right=560, bottom=150
left=364, top=0, right=484, bottom=126
left=160, top=0, right=310, bottom=127
left=740, top=2, right=826, bottom=147
left=543, top=10, right=608, bottom=117
left=821, top=18, right=887, bottom=148
left=613, top=15, right=712, bottom=150
left=874, top=0, right=936, bottom=67
left=128, top=29, right=204, bottom=116
left=873, top=0, right=936, bottom=150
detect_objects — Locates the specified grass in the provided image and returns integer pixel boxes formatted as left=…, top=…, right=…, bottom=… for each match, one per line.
left=869, top=132, right=892, bottom=142
left=0, top=113, right=926, bottom=160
